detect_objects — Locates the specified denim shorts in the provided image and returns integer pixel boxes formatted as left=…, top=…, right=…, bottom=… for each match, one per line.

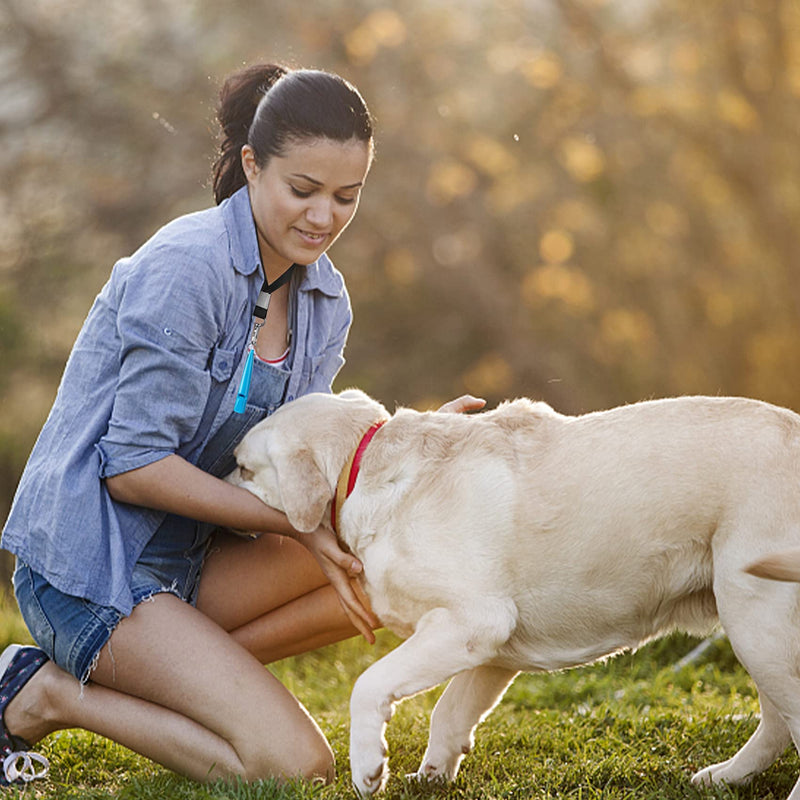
left=13, top=516, right=212, bottom=684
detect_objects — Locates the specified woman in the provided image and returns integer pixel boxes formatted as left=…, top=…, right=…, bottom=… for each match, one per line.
left=0, top=62, right=480, bottom=787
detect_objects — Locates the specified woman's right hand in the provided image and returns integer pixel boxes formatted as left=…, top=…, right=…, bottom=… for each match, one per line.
left=106, top=455, right=381, bottom=642
left=437, top=395, right=486, bottom=414
left=298, top=525, right=380, bottom=643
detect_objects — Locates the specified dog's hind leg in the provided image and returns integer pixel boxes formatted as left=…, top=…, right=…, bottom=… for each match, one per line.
left=415, top=664, right=518, bottom=782
left=692, top=690, right=791, bottom=789
left=349, top=600, right=517, bottom=797
left=693, top=557, right=800, bottom=795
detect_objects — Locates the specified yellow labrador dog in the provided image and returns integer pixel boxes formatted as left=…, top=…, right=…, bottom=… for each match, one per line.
left=228, top=389, right=800, bottom=798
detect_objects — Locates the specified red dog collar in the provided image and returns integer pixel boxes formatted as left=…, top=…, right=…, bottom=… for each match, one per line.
left=331, top=421, right=385, bottom=534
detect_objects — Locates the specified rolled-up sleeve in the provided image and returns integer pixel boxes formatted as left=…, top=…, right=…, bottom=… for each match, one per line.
left=97, top=246, right=224, bottom=478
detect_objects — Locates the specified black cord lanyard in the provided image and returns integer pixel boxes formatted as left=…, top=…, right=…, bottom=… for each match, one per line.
left=234, top=263, right=297, bottom=413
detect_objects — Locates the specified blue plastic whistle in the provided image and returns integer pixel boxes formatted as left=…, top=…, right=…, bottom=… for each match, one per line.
left=234, top=348, right=255, bottom=414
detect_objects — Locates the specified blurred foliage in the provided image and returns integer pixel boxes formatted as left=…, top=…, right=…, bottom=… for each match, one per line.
left=1, top=0, right=799, bottom=543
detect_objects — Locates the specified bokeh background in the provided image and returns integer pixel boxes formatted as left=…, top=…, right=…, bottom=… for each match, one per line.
left=1, top=0, right=799, bottom=583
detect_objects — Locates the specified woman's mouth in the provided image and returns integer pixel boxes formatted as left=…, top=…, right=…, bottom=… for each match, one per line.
left=294, top=228, right=328, bottom=246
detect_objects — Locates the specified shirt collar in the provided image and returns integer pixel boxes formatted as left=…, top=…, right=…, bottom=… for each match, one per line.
left=299, top=254, right=345, bottom=298
left=223, top=185, right=344, bottom=298
left=222, top=186, right=261, bottom=278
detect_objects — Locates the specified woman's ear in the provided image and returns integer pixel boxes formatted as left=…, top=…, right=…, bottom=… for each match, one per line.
left=241, top=144, right=259, bottom=183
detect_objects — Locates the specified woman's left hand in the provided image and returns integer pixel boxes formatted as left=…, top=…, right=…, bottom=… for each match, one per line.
left=437, top=395, right=487, bottom=414
left=301, top=525, right=380, bottom=643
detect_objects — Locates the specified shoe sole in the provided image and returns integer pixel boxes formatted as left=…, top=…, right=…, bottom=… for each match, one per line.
left=0, top=645, right=23, bottom=682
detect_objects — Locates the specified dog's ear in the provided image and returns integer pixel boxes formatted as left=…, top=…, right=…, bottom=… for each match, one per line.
left=276, top=448, right=330, bottom=533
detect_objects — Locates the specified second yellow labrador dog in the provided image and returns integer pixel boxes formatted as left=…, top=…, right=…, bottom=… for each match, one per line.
left=228, top=389, right=800, bottom=798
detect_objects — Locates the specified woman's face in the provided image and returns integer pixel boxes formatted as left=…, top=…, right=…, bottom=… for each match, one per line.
left=242, top=137, right=372, bottom=279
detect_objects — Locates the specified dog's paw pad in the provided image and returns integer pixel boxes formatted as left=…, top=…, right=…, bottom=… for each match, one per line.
left=352, top=762, right=389, bottom=797
left=411, top=763, right=451, bottom=784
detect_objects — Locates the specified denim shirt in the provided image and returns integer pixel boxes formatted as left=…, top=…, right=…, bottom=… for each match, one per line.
left=2, top=185, right=352, bottom=615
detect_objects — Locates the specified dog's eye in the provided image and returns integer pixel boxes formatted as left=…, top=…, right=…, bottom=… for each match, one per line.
left=240, top=467, right=255, bottom=482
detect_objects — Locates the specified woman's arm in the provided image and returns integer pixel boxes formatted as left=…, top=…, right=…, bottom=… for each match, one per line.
left=106, top=455, right=379, bottom=640
left=106, top=454, right=296, bottom=536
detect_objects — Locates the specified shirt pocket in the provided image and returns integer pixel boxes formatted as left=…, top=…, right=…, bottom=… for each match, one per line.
left=176, top=345, right=239, bottom=464
left=208, top=346, right=237, bottom=383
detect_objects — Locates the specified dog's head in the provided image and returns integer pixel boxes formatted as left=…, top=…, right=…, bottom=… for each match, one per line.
left=228, top=389, right=390, bottom=532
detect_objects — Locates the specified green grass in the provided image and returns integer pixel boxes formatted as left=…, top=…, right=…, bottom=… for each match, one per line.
left=1, top=606, right=797, bottom=799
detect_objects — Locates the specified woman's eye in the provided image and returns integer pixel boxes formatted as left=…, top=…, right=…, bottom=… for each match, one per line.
left=290, top=185, right=358, bottom=205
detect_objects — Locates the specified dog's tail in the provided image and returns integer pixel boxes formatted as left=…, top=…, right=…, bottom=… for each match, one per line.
left=745, top=548, right=800, bottom=582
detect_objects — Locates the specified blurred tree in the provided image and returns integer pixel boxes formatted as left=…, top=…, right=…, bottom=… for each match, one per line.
left=1, top=0, right=799, bottom=580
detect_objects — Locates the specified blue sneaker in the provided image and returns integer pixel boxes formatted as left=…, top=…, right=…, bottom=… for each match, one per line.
left=0, top=645, right=49, bottom=786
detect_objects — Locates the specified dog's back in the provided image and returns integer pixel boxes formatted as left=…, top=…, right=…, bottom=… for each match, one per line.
left=344, top=395, right=800, bottom=671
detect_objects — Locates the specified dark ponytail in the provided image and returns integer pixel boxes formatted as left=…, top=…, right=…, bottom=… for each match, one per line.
left=212, top=63, right=374, bottom=205
left=212, top=64, right=287, bottom=205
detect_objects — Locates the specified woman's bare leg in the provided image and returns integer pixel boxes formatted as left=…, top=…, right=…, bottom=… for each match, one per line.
left=4, top=592, right=334, bottom=783
left=4, top=530, right=373, bottom=782
left=197, top=531, right=372, bottom=662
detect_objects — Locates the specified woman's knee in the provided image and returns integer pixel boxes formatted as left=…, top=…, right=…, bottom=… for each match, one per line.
left=295, top=738, right=336, bottom=784
left=239, top=732, right=335, bottom=784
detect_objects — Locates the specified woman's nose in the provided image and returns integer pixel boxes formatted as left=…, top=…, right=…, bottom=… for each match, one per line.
left=305, top=196, right=333, bottom=228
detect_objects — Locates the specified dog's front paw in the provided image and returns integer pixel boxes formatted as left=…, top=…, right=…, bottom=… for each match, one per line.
left=404, top=770, right=449, bottom=792
left=351, top=760, right=388, bottom=797
left=414, top=758, right=457, bottom=782
left=350, top=742, right=389, bottom=797
left=413, top=740, right=468, bottom=783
